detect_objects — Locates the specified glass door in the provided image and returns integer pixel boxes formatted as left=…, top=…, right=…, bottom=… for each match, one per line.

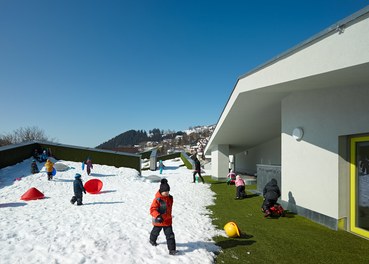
left=350, top=136, right=369, bottom=238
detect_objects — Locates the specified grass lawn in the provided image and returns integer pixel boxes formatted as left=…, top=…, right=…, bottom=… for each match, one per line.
left=205, top=176, right=369, bottom=264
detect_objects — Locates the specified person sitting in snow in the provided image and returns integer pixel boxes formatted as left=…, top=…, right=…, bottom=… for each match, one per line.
left=44, top=159, right=54, bottom=181
left=149, top=179, right=177, bottom=255
left=70, top=173, right=86, bottom=206
left=226, top=170, right=236, bottom=185
left=261, top=178, right=281, bottom=217
left=235, top=175, right=247, bottom=199
left=84, top=158, right=93, bottom=175
left=31, top=160, right=39, bottom=174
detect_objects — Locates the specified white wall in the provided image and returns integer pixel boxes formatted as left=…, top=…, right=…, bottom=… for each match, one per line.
left=211, top=144, right=229, bottom=179
left=282, top=85, right=369, bottom=219
left=235, top=136, right=281, bottom=175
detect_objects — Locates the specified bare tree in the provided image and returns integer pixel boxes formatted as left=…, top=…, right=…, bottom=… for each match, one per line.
left=0, top=126, right=50, bottom=146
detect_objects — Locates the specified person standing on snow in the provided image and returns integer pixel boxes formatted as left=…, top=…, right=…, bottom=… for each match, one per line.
left=70, top=173, right=86, bottom=206
left=31, top=160, right=39, bottom=174
left=192, top=157, right=204, bottom=183
left=158, top=160, right=165, bottom=174
left=84, top=158, right=93, bottom=175
left=149, top=179, right=177, bottom=255
left=44, top=159, right=54, bottom=181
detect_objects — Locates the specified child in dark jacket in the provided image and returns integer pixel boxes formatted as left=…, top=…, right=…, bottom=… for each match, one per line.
left=149, top=179, right=177, bottom=255
left=192, top=157, right=204, bottom=183
left=70, top=173, right=86, bottom=206
left=31, top=160, right=39, bottom=174
left=262, top=178, right=281, bottom=217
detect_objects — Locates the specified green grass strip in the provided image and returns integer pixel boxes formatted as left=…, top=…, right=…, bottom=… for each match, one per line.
left=205, top=176, right=369, bottom=264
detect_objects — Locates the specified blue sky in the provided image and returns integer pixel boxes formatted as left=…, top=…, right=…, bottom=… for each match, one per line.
left=1, top=0, right=368, bottom=148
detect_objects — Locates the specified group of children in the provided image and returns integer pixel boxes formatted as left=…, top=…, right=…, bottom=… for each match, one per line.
left=227, top=170, right=282, bottom=217
left=28, top=152, right=282, bottom=255
left=30, top=156, right=93, bottom=205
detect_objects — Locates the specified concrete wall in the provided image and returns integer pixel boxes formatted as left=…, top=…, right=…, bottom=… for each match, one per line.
left=0, top=141, right=142, bottom=173
left=211, top=145, right=229, bottom=179
left=235, top=136, right=281, bottom=175
left=282, top=85, right=369, bottom=220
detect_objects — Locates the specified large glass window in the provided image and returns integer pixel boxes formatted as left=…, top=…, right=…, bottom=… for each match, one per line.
left=350, top=136, right=369, bottom=238
left=356, top=141, right=369, bottom=231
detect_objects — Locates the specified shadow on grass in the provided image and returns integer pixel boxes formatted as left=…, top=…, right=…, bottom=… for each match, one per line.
left=216, top=238, right=256, bottom=249
left=210, top=181, right=227, bottom=185
left=245, top=194, right=259, bottom=198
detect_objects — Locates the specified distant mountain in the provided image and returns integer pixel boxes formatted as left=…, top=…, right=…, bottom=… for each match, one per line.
left=96, top=125, right=215, bottom=154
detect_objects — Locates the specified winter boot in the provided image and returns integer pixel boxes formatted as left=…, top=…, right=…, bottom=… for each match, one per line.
left=76, top=197, right=83, bottom=206
left=149, top=240, right=158, bottom=246
left=264, top=210, right=271, bottom=217
left=70, top=196, right=77, bottom=205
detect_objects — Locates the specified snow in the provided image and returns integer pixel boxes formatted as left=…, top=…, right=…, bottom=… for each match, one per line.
left=0, top=158, right=222, bottom=264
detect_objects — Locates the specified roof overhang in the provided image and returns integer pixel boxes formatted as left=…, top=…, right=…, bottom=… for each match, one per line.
left=205, top=6, right=369, bottom=155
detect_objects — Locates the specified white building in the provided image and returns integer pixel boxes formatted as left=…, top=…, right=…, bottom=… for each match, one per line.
left=205, top=6, right=369, bottom=238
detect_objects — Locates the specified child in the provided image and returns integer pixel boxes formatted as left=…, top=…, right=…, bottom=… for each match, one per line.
left=262, top=178, right=281, bottom=217
left=70, top=173, right=86, bottom=206
left=85, top=158, right=93, bottom=175
left=149, top=179, right=177, bottom=255
left=40, top=150, right=48, bottom=162
left=192, top=157, right=205, bottom=183
left=31, top=160, right=39, bottom=174
left=44, top=159, right=54, bottom=181
left=226, top=170, right=236, bottom=185
left=235, top=175, right=247, bottom=199
left=33, top=149, right=41, bottom=162
left=158, top=160, right=165, bottom=174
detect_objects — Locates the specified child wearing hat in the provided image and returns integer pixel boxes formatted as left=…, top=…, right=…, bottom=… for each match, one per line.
left=149, top=179, right=177, bottom=255
left=70, top=173, right=86, bottom=206
left=235, top=175, right=247, bottom=199
left=31, top=160, right=39, bottom=174
left=44, top=159, right=54, bottom=181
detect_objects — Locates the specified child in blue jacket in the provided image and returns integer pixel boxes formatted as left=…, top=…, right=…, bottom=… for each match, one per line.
left=70, top=173, right=86, bottom=206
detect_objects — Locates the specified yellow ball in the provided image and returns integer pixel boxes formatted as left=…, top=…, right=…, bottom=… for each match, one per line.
left=224, top=221, right=241, bottom=238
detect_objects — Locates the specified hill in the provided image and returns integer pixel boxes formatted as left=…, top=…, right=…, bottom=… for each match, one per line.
left=96, top=125, right=215, bottom=155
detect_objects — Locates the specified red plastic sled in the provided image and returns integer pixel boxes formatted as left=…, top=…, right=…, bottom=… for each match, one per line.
left=21, top=187, right=45, bottom=201
left=84, top=179, right=103, bottom=194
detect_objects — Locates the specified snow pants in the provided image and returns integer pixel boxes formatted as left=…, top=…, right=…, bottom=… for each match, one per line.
left=150, top=225, right=176, bottom=251
left=236, top=185, right=247, bottom=198
left=193, top=171, right=204, bottom=183
left=71, top=195, right=83, bottom=205
left=262, top=198, right=277, bottom=212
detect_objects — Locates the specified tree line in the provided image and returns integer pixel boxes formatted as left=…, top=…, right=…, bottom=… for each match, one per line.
left=0, top=126, right=51, bottom=147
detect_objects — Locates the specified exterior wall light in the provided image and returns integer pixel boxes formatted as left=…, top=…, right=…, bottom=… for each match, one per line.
left=292, top=127, right=304, bottom=141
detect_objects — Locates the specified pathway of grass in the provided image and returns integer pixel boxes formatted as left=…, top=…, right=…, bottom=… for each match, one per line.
left=205, top=176, right=369, bottom=264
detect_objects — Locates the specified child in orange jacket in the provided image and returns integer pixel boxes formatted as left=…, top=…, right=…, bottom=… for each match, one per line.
left=149, top=179, right=177, bottom=255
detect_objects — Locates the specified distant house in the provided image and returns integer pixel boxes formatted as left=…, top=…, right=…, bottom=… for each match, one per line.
left=205, top=6, right=369, bottom=238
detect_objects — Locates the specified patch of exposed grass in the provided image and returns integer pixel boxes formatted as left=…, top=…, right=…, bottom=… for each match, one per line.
left=204, top=176, right=369, bottom=264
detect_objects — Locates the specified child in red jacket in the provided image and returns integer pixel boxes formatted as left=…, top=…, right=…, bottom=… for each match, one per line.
left=149, top=179, right=177, bottom=255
